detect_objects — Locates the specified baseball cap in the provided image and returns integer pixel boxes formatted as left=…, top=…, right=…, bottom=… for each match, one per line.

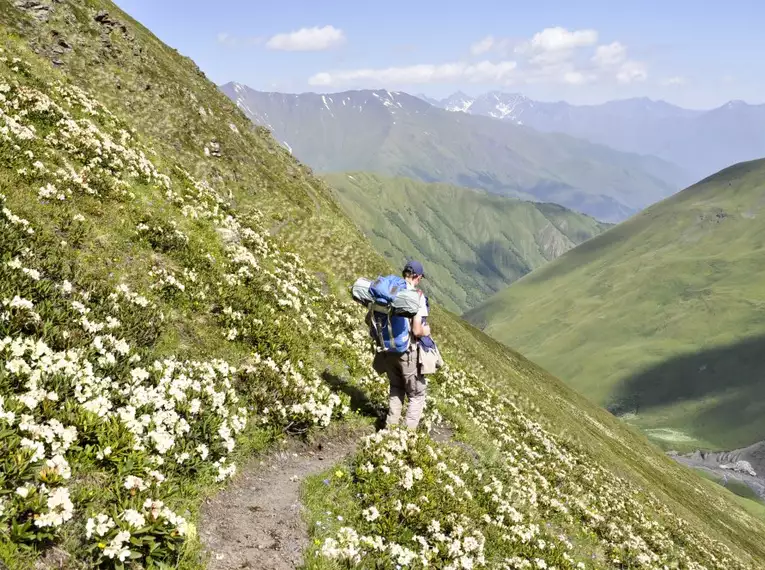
left=404, top=260, right=425, bottom=277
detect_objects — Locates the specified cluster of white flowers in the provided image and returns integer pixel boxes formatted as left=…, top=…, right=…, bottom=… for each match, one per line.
left=0, top=198, right=246, bottom=562
left=37, top=182, right=70, bottom=201
left=0, top=69, right=170, bottom=206
left=148, top=266, right=187, bottom=294
left=240, top=353, right=348, bottom=432
left=85, top=499, right=188, bottom=562
left=166, top=168, right=229, bottom=222
left=1, top=202, right=35, bottom=234
left=135, top=219, right=189, bottom=250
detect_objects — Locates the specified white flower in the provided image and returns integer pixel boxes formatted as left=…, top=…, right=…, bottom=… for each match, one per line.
left=86, top=513, right=115, bottom=538
left=124, top=475, right=147, bottom=492
left=362, top=506, right=380, bottom=522
left=122, top=509, right=146, bottom=529
left=104, top=530, right=132, bottom=561
left=34, top=487, right=74, bottom=528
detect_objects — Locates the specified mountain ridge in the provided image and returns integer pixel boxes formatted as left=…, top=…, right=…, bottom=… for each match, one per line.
left=220, top=82, right=690, bottom=222
left=425, top=90, right=765, bottom=178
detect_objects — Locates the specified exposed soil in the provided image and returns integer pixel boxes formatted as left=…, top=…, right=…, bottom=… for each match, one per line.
left=198, top=410, right=467, bottom=570
left=430, top=421, right=481, bottom=460
left=199, top=424, right=374, bottom=570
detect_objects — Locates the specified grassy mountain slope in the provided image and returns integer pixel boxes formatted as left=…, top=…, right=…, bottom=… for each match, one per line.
left=322, top=171, right=610, bottom=313
left=466, top=158, right=765, bottom=451
left=222, top=85, right=690, bottom=223
left=1, top=3, right=765, bottom=569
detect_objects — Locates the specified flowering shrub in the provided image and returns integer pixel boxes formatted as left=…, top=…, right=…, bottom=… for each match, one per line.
left=84, top=500, right=188, bottom=566
left=237, top=354, right=349, bottom=435
left=134, top=218, right=190, bottom=253
left=314, top=366, right=754, bottom=569
left=0, top=45, right=377, bottom=567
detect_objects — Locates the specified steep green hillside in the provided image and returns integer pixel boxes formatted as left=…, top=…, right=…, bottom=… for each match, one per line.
left=223, top=84, right=691, bottom=223
left=2, top=3, right=765, bottom=569
left=323, top=172, right=609, bottom=313
left=466, top=159, right=765, bottom=451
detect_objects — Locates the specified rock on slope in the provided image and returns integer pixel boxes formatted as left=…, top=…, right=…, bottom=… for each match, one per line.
left=1, top=2, right=765, bottom=569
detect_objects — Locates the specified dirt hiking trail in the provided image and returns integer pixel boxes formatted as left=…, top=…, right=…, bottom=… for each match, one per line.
left=199, top=424, right=374, bottom=570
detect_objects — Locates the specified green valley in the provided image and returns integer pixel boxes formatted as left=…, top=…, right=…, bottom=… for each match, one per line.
left=466, top=158, right=765, bottom=451
left=323, top=171, right=610, bottom=312
left=1, top=2, right=765, bottom=569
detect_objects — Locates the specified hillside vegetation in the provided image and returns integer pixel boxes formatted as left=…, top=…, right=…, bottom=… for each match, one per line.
left=222, top=84, right=689, bottom=223
left=2, top=2, right=765, bottom=569
left=322, top=172, right=609, bottom=313
left=466, top=159, right=765, bottom=452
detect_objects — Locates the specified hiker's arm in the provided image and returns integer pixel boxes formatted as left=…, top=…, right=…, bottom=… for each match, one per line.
left=412, top=315, right=431, bottom=338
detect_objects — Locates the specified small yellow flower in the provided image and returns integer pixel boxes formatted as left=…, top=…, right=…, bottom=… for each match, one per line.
left=334, top=470, right=344, bottom=478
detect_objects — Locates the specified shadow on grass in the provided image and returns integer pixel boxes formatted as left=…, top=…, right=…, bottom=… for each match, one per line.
left=322, top=371, right=386, bottom=431
left=608, top=333, right=765, bottom=446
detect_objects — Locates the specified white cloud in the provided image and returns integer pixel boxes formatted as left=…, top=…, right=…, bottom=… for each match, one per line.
left=514, top=27, right=598, bottom=65
left=470, top=36, right=496, bottom=56
left=308, top=60, right=517, bottom=87
left=216, top=32, right=262, bottom=47
left=563, top=71, right=590, bottom=85
left=470, top=35, right=514, bottom=56
left=592, top=42, right=627, bottom=67
left=307, top=27, right=651, bottom=90
left=527, top=26, right=598, bottom=53
left=265, top=25, right=346, bottom=52
left=217, top=32, right=236, bottom=46
left=590, top=41, right=647, bottom=84
left=662, top=76, right=687, bottom=86
left=616, top=61, right=648, bottom=84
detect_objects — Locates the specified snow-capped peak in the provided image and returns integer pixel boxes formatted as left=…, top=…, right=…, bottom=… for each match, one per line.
left=442, top=91, right=475, bottom=113
left=435, top=91, right=530, bottom=124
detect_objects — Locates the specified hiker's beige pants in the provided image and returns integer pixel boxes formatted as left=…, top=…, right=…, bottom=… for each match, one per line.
left=374, top=345, right=426, bottom=430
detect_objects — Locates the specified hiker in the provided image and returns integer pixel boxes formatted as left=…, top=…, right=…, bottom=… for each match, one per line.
left=367, top=261, right=430, bottom=430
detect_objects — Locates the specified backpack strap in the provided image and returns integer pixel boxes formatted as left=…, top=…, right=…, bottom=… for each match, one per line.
left=368, top=303, right=399, bottom=352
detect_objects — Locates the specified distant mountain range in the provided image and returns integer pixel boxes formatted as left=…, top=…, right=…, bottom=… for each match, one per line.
left=421, top=91, right=765, bottom=180
left=221, top=82, right=689, bottom=222
left=322, top=171, right=610, bottom=313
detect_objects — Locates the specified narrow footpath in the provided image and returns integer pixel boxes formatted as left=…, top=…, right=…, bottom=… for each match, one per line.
left=200, top=425, right=374, bottom=570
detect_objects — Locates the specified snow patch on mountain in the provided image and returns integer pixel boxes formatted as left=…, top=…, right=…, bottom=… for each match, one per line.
left=430, top=91, right=530, bottom=124
left=442, top=92, right=475, bottom=113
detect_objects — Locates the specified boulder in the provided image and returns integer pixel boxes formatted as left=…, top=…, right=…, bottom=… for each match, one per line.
left=14, top=0, right=52, bottom=22
left=720, top=460, right=757, bottom=477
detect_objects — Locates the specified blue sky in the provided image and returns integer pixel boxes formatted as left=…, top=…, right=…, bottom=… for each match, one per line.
left=113, top=0, right=764, bottom=109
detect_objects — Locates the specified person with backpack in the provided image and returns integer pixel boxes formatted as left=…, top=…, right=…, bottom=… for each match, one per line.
left=352, top=261, right=431, bottom=430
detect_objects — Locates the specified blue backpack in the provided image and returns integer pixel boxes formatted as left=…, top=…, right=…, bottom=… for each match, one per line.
left=352, top=274, right=422, bottom=353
